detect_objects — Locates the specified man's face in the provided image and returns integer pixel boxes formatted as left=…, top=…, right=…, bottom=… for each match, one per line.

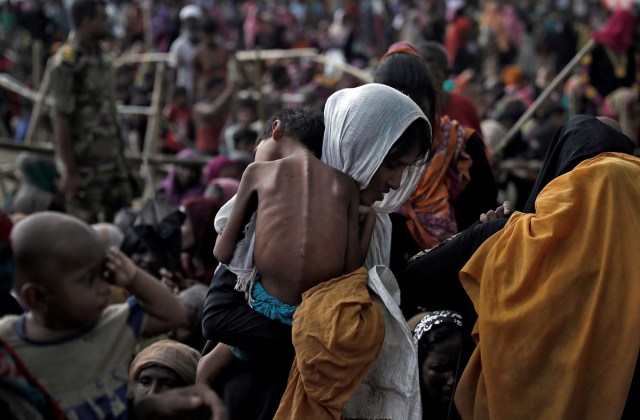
left=89, top=5, right=111, bottom=41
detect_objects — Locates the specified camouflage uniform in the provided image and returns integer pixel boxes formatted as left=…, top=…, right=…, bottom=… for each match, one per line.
left=49, top=39, right=133, bottom=223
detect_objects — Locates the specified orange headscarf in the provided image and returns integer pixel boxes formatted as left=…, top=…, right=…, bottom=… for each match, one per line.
left=456, top=153, right=640, bottom=419
left=400, top=116, right=473, bottom=249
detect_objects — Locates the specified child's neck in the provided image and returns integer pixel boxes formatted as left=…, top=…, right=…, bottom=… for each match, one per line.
left=24, top=312, right=90, bottom=342
left=281, top=141, right=311, bottom=159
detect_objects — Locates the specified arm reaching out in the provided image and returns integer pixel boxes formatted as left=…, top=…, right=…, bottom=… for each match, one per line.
left=105, top=247, right=187, bottom=337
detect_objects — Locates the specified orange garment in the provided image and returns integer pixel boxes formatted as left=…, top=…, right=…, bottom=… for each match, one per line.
left=456, top=152, right=640, bottom=419
left=274, top=267, right=384, bottom=419
left=401, top=116, right=472, bottom=249
left=445, top=16, right=474, bottom=64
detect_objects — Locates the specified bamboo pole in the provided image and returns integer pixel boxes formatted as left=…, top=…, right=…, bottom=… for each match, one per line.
left=141, top=62, right=166, bottom=200
left=494, top=38, right=597, bottom=155
left=32, top=40, right=43, bottom=90
left=235, top=48, right=373, bottom=83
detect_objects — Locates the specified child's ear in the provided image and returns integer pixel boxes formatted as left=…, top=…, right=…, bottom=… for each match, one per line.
left=20, top=282, right=49, bottom=312
left=272, top=120, right=284, bottom=140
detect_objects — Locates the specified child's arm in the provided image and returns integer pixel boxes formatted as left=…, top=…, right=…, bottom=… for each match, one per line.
left=213, top=164, right=260, bottom=264
left=344, top=185, right=362, bottom=272
left=106, top=247, right=187, bottom=337
left=358, top=204, right=376, bottom=262
left=196, top=343, right=237, bottom=386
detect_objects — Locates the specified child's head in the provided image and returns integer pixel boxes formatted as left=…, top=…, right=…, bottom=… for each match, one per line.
left=129, top=339, right=200, bottom=398
left=11, top=212, right=111, bottom=329
left=169, top=284, right=209, bottom=350
left=256, top=108, right=324, bottom=160
left=233, top=127, right=259, bottom=155
left=413, top=311, right=463, bottom=413
left=234, top=98, right=258, bottom=125
left=172, top=86, right=188, bottom=106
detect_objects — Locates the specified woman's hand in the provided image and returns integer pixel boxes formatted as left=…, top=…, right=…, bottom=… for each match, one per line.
left=479, top=201, right=513, bottom=223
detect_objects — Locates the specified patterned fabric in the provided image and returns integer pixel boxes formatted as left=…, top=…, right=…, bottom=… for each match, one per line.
left=0, top=337, right=66, bottom=420
left=49, top=41, right=125, bottom=169
left=49, top=40, right=133, bottom=222
left=413, top=310, right=463, bottom=343
left=399, top=116, right=472, bottom=249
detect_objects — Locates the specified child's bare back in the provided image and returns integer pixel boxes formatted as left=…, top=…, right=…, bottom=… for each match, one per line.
left=251, top=150, right=361, bottom=304
left=214, top=110, right=374, bottom=306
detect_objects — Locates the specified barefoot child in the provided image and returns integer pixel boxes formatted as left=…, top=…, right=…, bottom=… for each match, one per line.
left=0, top=211, right=187, bottom=419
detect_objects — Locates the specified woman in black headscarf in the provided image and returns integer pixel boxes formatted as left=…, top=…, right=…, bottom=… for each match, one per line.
left=522, top=115, right=635, bottom=212
left=400, top=114, right=636, bottom=384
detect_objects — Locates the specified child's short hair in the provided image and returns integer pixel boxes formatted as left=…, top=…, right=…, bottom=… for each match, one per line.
left=259, top=108, right=324, bottom=158
left=173, top=86, right=188, bottom=99
left=233, top=127, right=258, bottom=148
left=235, top=97, right=258, bottom=114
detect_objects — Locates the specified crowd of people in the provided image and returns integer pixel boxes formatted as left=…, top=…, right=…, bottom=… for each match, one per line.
left=1, top=0, right=640, bottom=419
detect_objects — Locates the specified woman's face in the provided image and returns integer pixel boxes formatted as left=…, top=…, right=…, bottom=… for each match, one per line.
left=421, top=333, right=462, bottom=410
left=360, top=139, right=422, bottom=206
left=134, top=366, right=185, bottom=398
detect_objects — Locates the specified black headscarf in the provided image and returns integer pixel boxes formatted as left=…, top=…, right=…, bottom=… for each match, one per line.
left=523, top=115, right=635, bottom=213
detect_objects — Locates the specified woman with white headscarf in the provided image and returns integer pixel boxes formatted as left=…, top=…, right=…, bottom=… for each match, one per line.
left=202, top=83, right=432, bottom=420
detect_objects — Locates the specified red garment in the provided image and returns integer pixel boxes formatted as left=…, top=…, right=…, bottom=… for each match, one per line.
left=164, top=103, right=191, bottom=153
left=196, top=117, right=225, bottom=155
left=442, top=92, right=483, bottom=138
left=445, top=16, right=473, bottom=64
left=592, top=9, right=636, bottom=54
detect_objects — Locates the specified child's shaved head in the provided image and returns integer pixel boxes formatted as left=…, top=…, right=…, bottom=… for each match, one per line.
left=11, top=212, right=104, bottom=290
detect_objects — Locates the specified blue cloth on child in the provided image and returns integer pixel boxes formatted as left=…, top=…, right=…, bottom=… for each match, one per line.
left=250, top=282, right=298, bottom=326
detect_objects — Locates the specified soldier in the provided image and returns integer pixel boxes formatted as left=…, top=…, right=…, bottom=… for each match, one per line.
left=50, top=0, right=134, bottom=223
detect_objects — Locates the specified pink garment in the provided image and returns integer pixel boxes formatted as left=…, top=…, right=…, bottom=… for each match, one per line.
left=203, top=156, right=247, bottom=183
left=161, top=148, right=206, bottom=207
left=243, top=2, right=261, bottom=49
left=592, top=9, right=637, bottom=54
left=207, top=177, right=240, bottom=204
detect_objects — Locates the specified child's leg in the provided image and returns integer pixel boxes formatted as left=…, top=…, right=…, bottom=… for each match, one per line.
left=196, top=343, right=237, bottom=386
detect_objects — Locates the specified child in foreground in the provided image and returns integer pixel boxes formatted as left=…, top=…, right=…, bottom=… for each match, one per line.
left=0, top=211, right=187, bottom=419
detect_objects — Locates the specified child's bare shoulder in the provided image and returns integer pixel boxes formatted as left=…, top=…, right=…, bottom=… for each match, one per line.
left=242, top=160, right=275, bottom=179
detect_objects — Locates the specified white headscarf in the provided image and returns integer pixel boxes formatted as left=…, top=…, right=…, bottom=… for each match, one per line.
left=322, top=83, right=430, bottom=266
left=214, top=83, right=430, bottom=281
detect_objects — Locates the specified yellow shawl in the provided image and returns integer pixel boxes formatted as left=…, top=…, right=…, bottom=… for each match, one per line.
left=274, top=267, right=384, bottom=419
left=456, top=153, right=640, bottom=419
